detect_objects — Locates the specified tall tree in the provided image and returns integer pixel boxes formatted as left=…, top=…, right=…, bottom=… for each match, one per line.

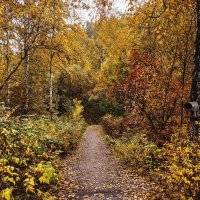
left=2, top=3, right=12, bottom=107
left=190, top=0, right=200, bottom=136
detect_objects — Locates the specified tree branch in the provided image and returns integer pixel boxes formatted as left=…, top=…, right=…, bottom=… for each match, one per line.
left=0, top=54, right=26, bottom=91
left=149, top=0, right=168, bottom=19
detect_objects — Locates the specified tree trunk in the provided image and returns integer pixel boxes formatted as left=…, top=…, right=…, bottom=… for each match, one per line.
left=5, top=30, right=10, bottom=107
left=181, top=17, right=193, bottom=126
left=49, top=51, right=54, bottom=121
left=24, top=15, right=30, bottom=114
left=190, top=0, right=200, bottom=137
left=25, top=50, right=30, bottom=112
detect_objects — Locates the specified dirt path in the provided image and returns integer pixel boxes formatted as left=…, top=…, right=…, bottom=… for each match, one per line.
left=59, top=125, right=165, bottom=200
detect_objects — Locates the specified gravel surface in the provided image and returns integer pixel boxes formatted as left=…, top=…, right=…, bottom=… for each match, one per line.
left=59, top=125, right=166, bottom=200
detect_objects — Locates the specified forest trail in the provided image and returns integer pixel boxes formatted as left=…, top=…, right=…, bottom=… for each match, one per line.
left=60, top=125, right=164, bottom=200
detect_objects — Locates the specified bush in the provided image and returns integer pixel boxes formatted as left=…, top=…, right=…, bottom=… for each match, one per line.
left=103, top=121, right=200, bottom=199
left=83, top=99, right=125, bottom=123
left=0, top=116, right=86, bottom=200
left=101, top=114, right=123, bottom=138
left=160, top=128, right=200, bottom=200
left=104, top=132, right=159, bottom=170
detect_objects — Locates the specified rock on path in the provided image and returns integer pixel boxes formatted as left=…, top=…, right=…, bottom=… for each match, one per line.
left=59, top=125, right=165, bottom=200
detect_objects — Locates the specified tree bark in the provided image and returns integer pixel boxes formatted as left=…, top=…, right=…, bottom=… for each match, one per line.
left=24, top=16, right=30, bottom=113
left=49, top=51, right=55, bottom=121
left=25, top=50, right=30, bottom=112
left=4, top=30, right=10, bottom=107
left=181, top=17, right=193, bottom=126
left=190, top=0, right=200, bottom=136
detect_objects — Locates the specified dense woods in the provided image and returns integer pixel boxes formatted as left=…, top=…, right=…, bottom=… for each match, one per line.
left=0, top=0, right=199, bottom=199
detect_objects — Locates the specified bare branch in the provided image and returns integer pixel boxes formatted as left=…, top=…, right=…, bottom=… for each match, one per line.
left=0, top=54, right=26, bottom=91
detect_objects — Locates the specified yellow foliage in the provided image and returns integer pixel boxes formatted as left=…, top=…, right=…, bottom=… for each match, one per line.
left=24, top=174, right=35, bottom=193
left=0, top=117, right=86, bottom=199
left=1, top=188, right=13, bottom=200
left=72, top=99, right=84, bottom=120
left=161, top=128, right=200, bottom=199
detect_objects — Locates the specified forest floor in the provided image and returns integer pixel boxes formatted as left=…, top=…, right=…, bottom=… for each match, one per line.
left=59, top=125, right=165, bottom=200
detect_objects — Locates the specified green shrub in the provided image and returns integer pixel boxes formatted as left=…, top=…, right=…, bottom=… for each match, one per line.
left=83, top=99, right=125, bottom=123
left=0, top=116, right=86, bottom=200
left=105, top=133, right=159, bottom=170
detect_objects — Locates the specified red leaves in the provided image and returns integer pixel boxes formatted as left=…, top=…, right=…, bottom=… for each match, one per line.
left=115, top=49, right=189, bottom=143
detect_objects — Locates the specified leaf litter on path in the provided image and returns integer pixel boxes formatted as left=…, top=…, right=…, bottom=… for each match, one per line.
left=59, top=125, right=166, bottom=200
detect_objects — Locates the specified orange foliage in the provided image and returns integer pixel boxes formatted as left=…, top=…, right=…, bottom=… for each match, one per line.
left=117, top=49, right=191, bottom=144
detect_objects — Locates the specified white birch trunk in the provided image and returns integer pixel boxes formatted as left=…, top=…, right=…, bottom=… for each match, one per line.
left=49, top=51, right=54, bottom=120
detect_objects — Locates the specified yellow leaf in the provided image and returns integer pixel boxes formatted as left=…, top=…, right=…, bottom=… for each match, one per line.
left=39, top=176, right=50, bottom=184
left=12, top=157, right=19, bottom=164
left=1, top=188, right=13, bottom=200
left=6, top=168, right=12, bottom=175
left=8, top=178, right=15, bottom=186
left=25, top=185, right=35, bottom=193
left=29, top=177, right=35, bottom=186
left=37, top=189, right=43, bottom=197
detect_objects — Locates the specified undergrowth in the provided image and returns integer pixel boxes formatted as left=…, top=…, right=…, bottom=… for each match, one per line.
left=0, top=101, right=86, bottom=200
left=101, top=114, right=200, bottom=200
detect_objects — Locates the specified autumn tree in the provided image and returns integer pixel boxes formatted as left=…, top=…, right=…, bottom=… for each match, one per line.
left=92, top=16, right=132, bottom=97
left=0, top=1, right=53, bottom=112
left=95, top=0, right=195, bottom=143
left=190, top=0, right=200, bottom=137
